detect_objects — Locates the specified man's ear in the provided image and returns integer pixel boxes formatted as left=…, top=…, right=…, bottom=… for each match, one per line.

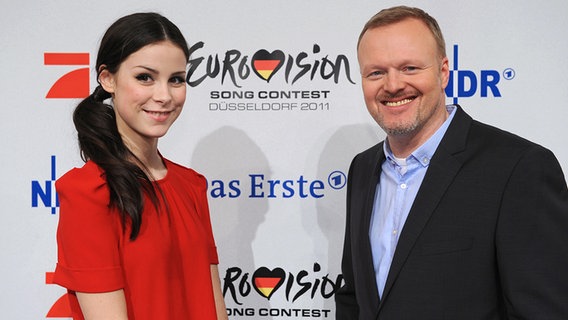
left=98, top=65, right=115, bottom=94
left=439, top=57, right=450, bottom=89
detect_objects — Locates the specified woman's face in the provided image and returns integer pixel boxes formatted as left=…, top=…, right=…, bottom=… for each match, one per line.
left=100, top=40, right=187, bottom=147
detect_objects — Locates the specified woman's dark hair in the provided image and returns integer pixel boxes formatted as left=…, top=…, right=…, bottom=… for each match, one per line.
left=73, top=12, right=190, bottom=240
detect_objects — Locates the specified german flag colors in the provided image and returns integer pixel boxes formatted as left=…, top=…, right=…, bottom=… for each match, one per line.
left=252, top=267, right=285, bottom=300
left=251, top=50, right=285, bottom=83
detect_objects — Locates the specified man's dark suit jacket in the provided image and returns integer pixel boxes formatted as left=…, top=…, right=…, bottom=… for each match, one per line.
left=335, top=106, right=568, bottom=319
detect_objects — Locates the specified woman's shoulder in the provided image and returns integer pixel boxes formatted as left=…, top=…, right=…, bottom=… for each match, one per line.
left=56, top=161, right=106, bottom=193
left=163, top=158, right=207, bottom=187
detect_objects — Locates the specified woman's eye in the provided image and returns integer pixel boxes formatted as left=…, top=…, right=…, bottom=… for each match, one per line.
left=170, top=76, right=185, bottom=84
left=136, top=74, right=153, bottom=82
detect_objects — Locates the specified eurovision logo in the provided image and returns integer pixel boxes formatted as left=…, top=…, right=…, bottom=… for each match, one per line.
left=223, top=263, right=343, bottom=304
left=186, top=42, right=356, bottom=87
left=224, top=263, right=342, bottom=318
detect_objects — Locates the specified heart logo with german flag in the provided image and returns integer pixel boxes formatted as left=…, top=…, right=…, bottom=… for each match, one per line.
left=251, top=50, right=285, bottom=83
left=252, top=267, right=285, bottom=300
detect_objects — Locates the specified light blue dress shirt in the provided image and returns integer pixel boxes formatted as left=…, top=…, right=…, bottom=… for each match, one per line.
left=369, top=105, right=456, bottom=298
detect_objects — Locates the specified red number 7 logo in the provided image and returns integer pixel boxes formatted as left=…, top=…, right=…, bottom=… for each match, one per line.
left=45, top=53, right=90, bottom=99
left=45, top=272, right=72, bottom=318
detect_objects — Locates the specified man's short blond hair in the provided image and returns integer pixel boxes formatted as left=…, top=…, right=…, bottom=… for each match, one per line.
left=358, top=6, right=447, bottom=59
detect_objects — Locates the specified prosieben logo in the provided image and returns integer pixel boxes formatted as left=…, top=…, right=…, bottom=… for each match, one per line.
left=44, top=52, right=90, bottom=99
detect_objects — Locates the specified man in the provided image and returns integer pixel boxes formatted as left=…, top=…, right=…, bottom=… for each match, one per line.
left=335, top=5, right=568, bottom=319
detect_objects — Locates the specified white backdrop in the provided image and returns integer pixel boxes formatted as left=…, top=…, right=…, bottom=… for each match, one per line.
left=1, top=0, right=568, bottom=318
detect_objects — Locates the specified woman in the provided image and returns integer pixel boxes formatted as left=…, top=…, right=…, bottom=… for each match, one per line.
left=53, top=12, right=228, bottom=319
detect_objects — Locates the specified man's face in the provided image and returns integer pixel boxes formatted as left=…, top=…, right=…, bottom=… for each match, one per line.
left=358, top=18, right=449, bottom=141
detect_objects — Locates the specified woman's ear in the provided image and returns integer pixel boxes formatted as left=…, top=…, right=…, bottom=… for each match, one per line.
left=98, top=65, right=115, bottom=94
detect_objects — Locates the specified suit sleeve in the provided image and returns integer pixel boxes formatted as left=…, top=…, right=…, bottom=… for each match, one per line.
left=497, top=145, right=568, bottom=318
left=335, top=157, right=360, bottom=320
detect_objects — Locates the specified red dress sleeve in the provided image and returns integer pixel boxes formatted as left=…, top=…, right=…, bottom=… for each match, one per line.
left=166, top=159, right=219, bottom=264
left=53, top=161, right=125, bottom=293
left=193, top=172, right=219, bottom=265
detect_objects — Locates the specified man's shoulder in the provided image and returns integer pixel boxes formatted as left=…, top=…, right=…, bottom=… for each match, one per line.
left=356, top=141, right=383, bottom=159
left=452, top=105, right=543, bottom=153
left=350, top=142, right=384, bottom=171
left=470, top=119, right=540, bottom=150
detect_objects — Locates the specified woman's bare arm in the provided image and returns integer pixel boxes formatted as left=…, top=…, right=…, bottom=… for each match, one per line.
left=211, top=265, right=228, bottom=320
left=76, top=289, right=128, bottom=320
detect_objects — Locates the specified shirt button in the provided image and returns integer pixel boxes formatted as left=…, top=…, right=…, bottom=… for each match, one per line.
left=393, top=230, right=398, bottom=235
left=422, top=157, right=430, bottom=164
left=400, top=183, right=407, bottom=189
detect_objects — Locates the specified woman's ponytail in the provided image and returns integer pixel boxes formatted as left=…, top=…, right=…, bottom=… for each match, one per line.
left=73, top=86, right=159, bottom=240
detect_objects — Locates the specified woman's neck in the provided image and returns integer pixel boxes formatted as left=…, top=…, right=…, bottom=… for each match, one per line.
left=122, top=135, right=167, bottom=180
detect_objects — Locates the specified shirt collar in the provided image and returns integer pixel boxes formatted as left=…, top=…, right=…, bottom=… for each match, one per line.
left=383, top=105, right=457, bottom=168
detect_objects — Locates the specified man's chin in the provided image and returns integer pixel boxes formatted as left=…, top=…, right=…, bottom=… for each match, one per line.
left=381, top=123, right=418, bottom=136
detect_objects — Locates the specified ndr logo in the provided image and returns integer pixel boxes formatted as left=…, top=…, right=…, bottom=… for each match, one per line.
left=445, top=44, right=515, bottom=104
left=31, top=156, right=59, bottom=214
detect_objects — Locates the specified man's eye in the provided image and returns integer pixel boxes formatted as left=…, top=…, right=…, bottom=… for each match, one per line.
left=367, top=71, right=385, bottom=78
left=402, top=66, right=419, bottom=73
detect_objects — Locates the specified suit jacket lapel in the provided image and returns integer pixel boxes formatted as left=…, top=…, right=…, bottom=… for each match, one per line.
left=359, top=143, right=386, bottom=314
left=379, top=106, right=472, bottom=308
